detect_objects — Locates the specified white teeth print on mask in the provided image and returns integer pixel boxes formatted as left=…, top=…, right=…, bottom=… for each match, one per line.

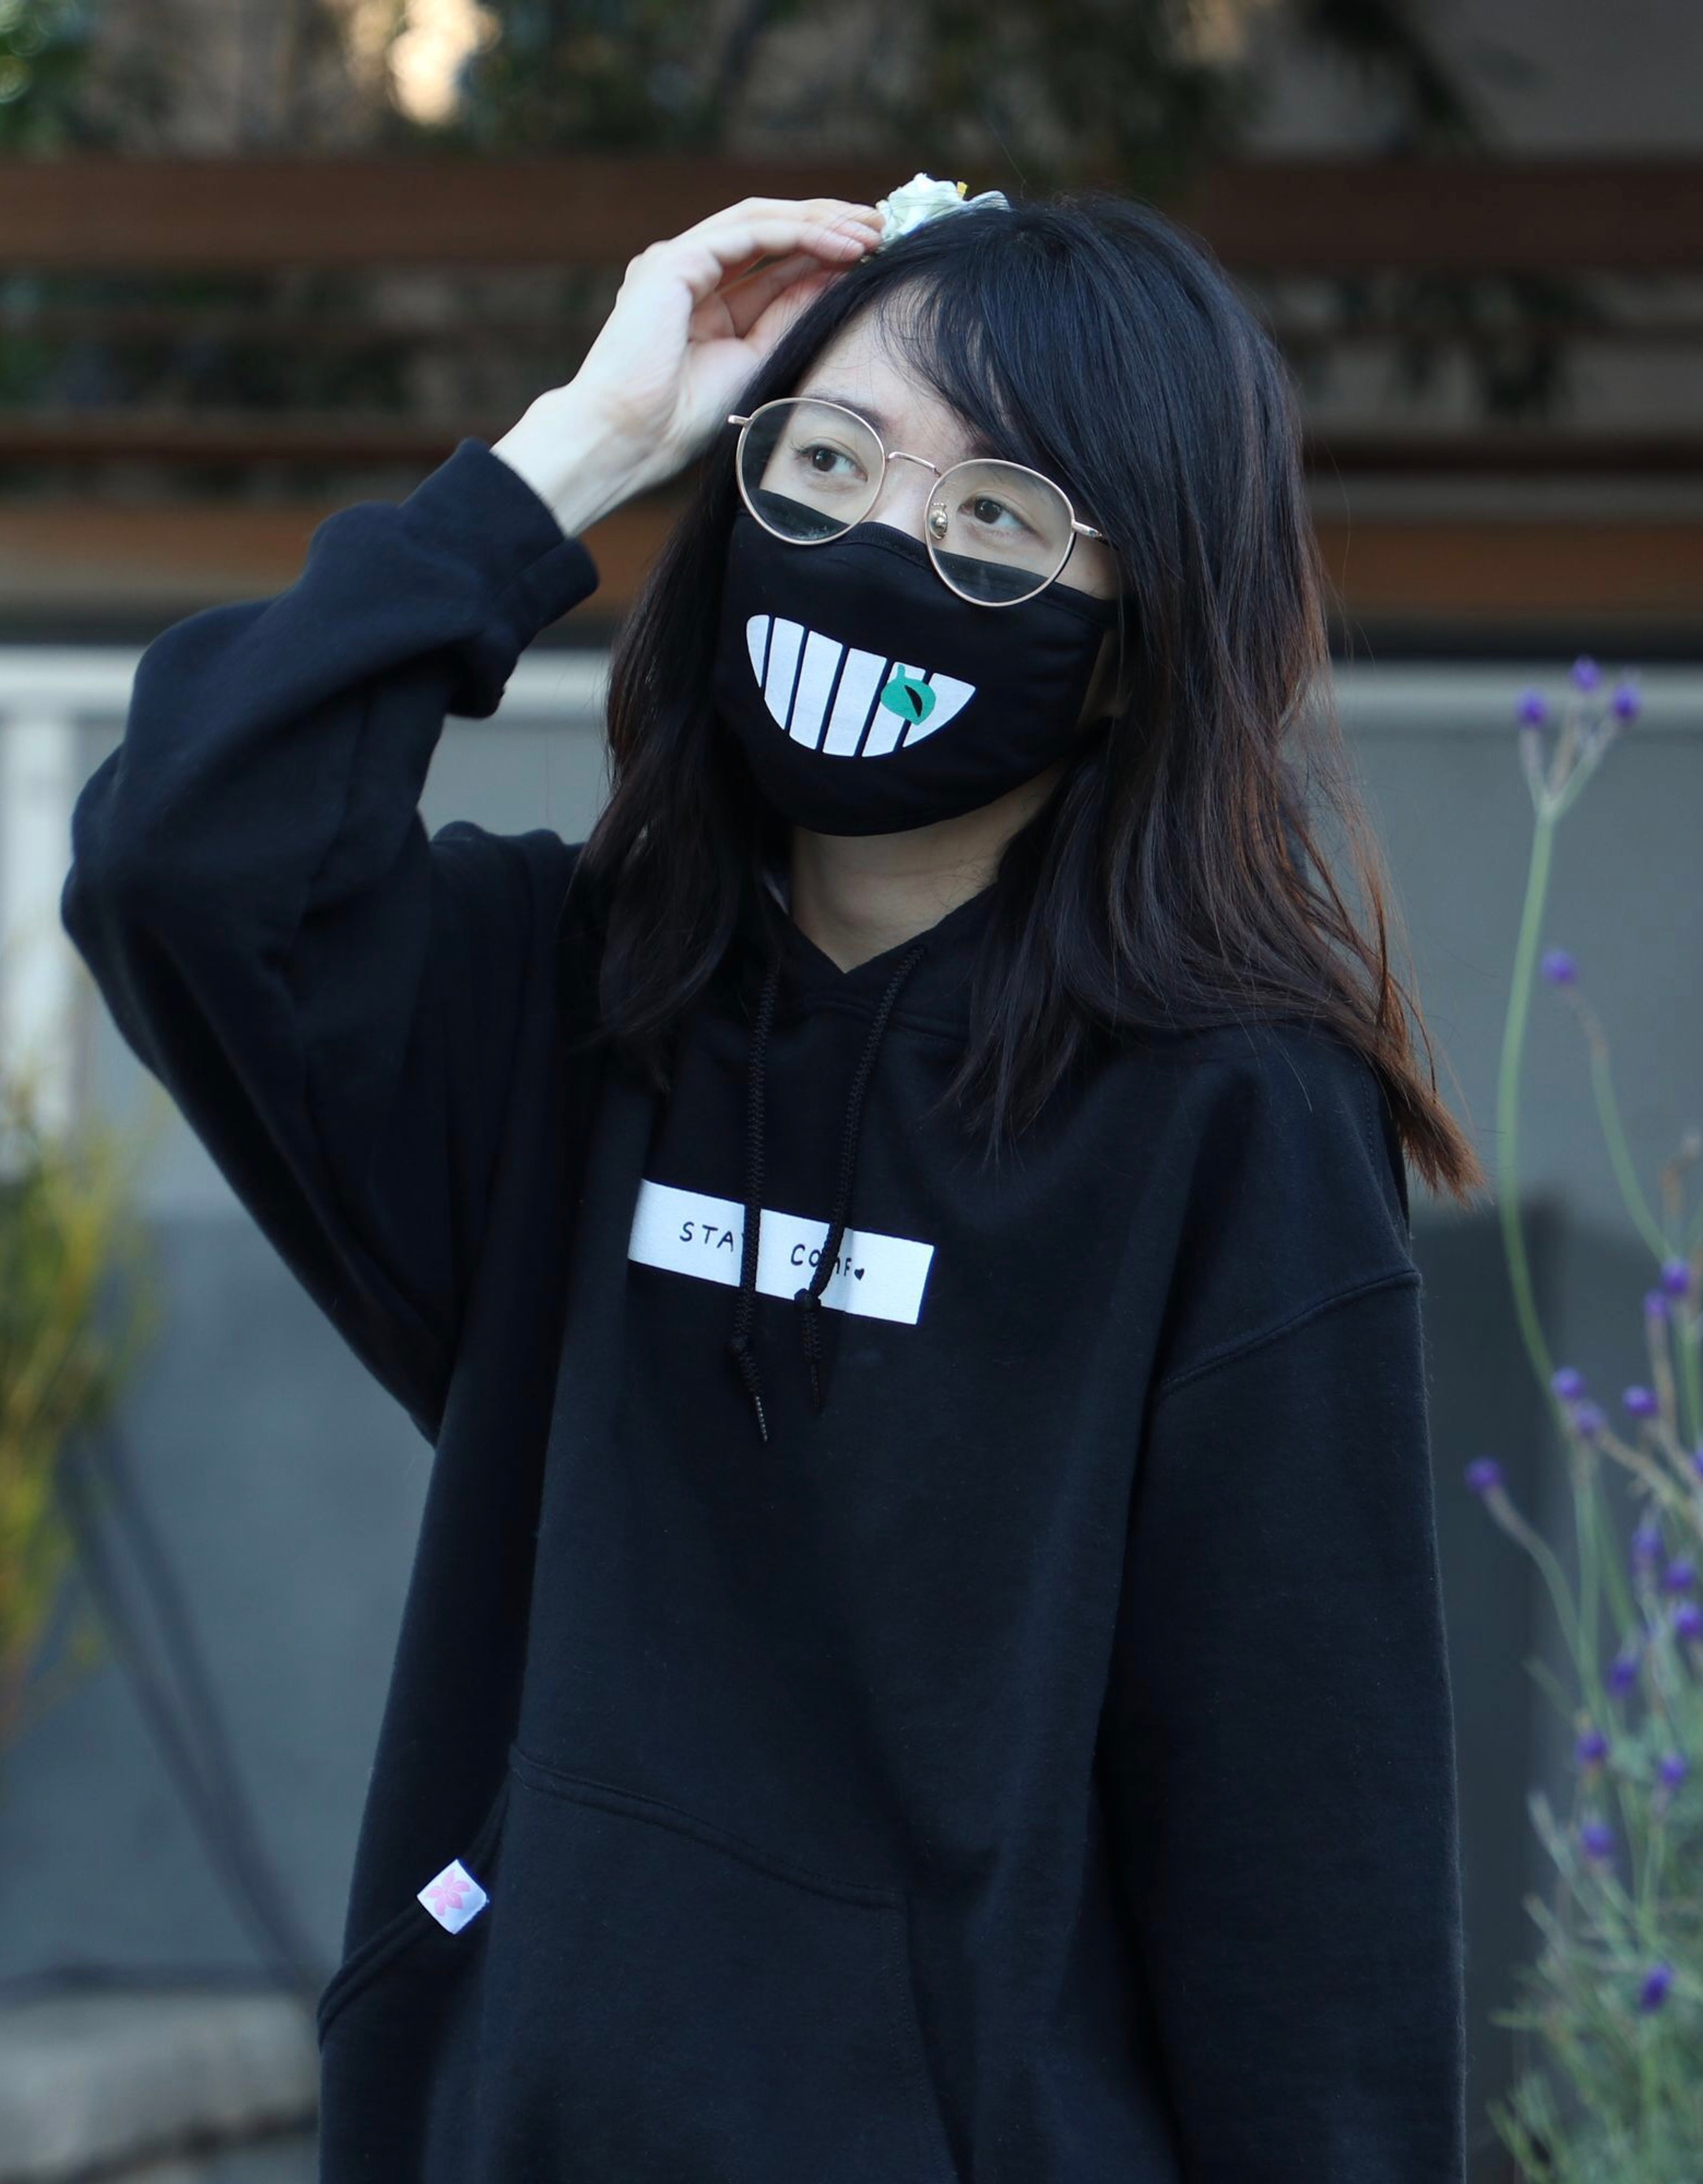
left=744, top=616, right=976, bottom=757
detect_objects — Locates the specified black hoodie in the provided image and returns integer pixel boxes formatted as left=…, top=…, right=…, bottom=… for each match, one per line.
left=62, top=438, right=1467, bottom=2183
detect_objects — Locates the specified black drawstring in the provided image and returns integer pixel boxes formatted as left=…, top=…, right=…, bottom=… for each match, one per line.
left=727, top=953, right=782, bottom=1443
left=794, top=943, right=927, bottom=1415
left=726, top=939, right=927, bottom=1442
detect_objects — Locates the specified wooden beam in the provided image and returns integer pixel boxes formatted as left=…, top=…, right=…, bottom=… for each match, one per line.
left=1174, top=160, right=1703, bottom=275
left=0, top=495, right=681, bottom=616
left=0, top=415, right=479, bottom=464
left=1311, top=519, right=1703, bottom=625
left=4, top=499, right=1701, bottom=631
left=9, top=412, right=1703, bottom=479
left=15, top=305, right=1703, bottom=353
left=0, top=158, right=899, bottom=272
left=2, top=158, right=1701, bottom=274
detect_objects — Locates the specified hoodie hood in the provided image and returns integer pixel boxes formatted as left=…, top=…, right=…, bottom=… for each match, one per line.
left=732, top=848, right=996, bottom=1034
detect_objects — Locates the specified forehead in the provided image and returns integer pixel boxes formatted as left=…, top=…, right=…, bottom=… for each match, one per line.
left=792, top=304, right=989, bottom=465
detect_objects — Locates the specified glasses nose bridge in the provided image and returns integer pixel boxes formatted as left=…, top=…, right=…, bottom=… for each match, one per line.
left=864, top=444, right=941, bottom=537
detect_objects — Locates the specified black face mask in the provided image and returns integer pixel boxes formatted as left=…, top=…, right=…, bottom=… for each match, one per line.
left=710, top=509, right=1121, bottom=838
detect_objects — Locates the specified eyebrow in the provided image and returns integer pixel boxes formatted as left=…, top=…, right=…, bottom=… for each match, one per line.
left=798, top=387, right=1007, bottom=464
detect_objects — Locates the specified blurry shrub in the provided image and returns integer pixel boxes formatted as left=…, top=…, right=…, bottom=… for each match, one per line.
left=0, top=1056, right=161, bottom=1778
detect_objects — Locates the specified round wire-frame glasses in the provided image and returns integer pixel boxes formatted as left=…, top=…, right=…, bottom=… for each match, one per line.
left=725, top=396, right=1107, bottom=608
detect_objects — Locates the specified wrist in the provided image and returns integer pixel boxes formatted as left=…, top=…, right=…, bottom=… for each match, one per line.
left=490, top=387, right=655, bottom=540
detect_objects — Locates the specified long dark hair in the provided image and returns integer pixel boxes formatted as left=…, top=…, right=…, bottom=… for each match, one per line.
left=575, top=188, right=1486, bottom=1206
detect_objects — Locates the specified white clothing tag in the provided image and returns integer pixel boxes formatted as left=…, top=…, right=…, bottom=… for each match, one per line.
left=418, top=1859, right=489, bottom=1934
left=628, top=1179, right=935, bottom=1327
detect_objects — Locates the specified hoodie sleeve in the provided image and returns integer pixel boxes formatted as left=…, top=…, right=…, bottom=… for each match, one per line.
left=60, top=438, right=601, bottom=1444
left=1097, top=1038, right=1467, bottom=2180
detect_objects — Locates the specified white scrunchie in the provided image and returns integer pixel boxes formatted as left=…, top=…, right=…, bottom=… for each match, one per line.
left=874, top=172, right=1012, bottom=247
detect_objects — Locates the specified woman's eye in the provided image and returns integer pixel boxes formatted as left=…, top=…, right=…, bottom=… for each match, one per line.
left=965, top=493, right=1032, bottom=536
left=795, top=440, right=863, bottom=480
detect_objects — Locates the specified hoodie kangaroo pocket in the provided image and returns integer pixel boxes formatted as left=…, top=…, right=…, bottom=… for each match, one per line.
left=476, top=1742, right=962, bottom=2184
left=315, top=1769, right=512, bottom=2181
left=316, top=1768, right=510, bottom=2047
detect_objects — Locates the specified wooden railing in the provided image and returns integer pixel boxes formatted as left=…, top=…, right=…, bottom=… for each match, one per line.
left=6, top=156, right=1702, bottom=272
left=3, top=157, right=1702, bottom=635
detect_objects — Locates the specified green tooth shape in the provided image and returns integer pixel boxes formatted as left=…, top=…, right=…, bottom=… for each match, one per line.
left=879, top=673, right=935, bottom=724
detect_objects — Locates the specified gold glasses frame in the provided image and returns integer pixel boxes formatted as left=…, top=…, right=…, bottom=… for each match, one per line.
left=725, top=396, right=1107, bottom=608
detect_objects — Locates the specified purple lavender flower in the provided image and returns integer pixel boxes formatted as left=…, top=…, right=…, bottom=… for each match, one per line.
left=1540, top=948, right=1577, bottom=986
left=1660, top=1257, right=1692, bottom=1298
left=1675, top=1601, right=1703, bottom=1642
left=1639, top=1962, right=1673, bottom=2012
left=1692, top=1446, right=1703, bottom=1483
left=1623, top=1386, right=1659, bottom=1420
left=1579, top=1819, right=1616, bottom=1862
left=1465, top=1457, right=1503, bottom=1497
left=1645, top=1288, right=1669, bottom=1322
left=1551, top=1366, right=1587, bottom=1401
left=1572, top=1401, right=1606, bottom=1437
left=1658, top=1752, right=1689, bottom=1791
left=1574, top=1727, right=1609, bottom=1770
left=1608, top=1648, right=1640, bottom=1695
left=1570, top=656, right=1602, bottom=692
left=1516, top=687, right=1550, bottom=726
left=1611, top=680, right=1642, bottom=724
left=1662, top=1558, right=1697, bottom=1595
left=1632, top=1521, right=1664, bottom=1572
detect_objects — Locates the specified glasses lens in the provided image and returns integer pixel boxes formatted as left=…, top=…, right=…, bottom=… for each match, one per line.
left=738, top=399, right=883, bottom=542
left=926, top=461, right=1075, bottom=604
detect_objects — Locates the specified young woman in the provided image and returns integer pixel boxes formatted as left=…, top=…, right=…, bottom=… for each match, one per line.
left=63, top=183, right=1486, bottom=2183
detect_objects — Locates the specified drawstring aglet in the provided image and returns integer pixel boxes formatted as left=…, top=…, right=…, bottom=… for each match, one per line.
left=726, top=1331, right=770, bottom=1444
left=793, top=1288, right=826, bottom=1413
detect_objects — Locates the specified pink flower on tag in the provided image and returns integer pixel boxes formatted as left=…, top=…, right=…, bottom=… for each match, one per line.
left=417, top=1858, right=489, bottom=1933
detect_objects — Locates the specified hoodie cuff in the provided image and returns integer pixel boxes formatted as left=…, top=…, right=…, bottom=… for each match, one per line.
left=398, top=437, right=603, bottom=712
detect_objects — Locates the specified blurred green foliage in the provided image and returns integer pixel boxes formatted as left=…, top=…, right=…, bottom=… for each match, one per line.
left=0, top=0, right=95, bottom=150
left=446, top=0, right=1483, bottom=191
left=0, top=0, right=1483, bottom=180
left=0, top=1059, right=162, bottom=1777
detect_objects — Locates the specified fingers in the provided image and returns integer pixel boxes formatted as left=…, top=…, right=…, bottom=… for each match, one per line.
left=696, top=211, right=879, bottom=278
left=682, top=194, right=883, bottom=247
left=716, top=249, right=827, bottom=335
left=631, top=198, right=883, bottom=307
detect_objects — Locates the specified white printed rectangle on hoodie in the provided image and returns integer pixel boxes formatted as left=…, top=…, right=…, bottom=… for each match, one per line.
left=628, top=1180, right=935, bottom=1327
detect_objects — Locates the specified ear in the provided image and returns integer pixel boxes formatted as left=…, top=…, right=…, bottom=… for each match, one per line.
left=1075, top=629, right=1120, bottom=729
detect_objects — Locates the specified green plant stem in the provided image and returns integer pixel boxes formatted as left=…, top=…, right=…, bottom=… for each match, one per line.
left=1596, top=1491, right=1638, bottom=1654
left=1676, top=1309, right=1703, bottom=1455
left=1489, top=1488, right=1584, bottom=1668
left=1574, top=1460, right=1603, bottom=1714
left=1640, top=2016, right=1657, bottom=2159
left=1589, top=1043, right=1672, bottom=1260
left=1499, top=807, right=1559, bottom=1399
